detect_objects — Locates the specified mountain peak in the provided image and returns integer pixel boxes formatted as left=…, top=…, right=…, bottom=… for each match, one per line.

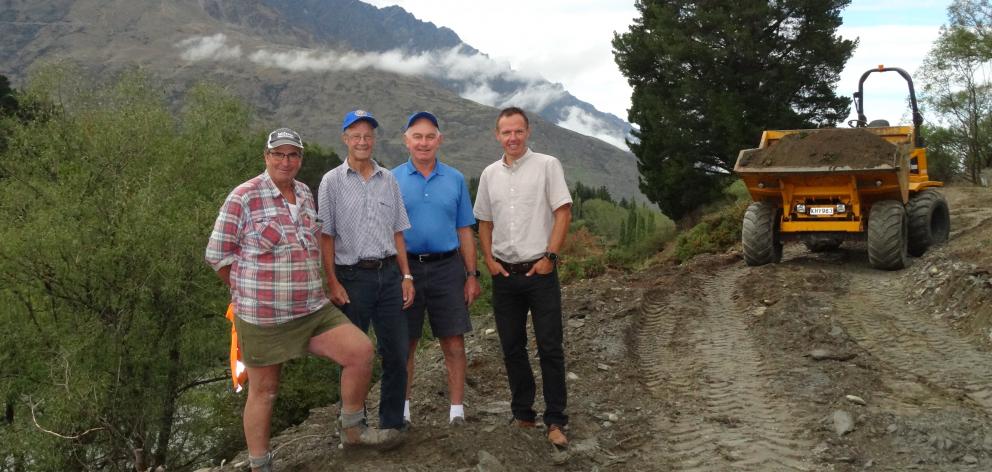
left=1, top=0, right=642, bottom=201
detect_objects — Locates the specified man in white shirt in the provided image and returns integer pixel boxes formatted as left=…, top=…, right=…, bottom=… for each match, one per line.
left=473, top=107, right=572, bottom=448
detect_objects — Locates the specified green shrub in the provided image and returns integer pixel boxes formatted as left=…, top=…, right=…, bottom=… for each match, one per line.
left=673, top=200, right=747, bottom=262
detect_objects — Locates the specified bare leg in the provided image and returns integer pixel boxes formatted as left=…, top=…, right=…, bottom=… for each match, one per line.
left=308, top=323, right=374, bottom=413
left=439, top=335, right=466, bottom=406
left=244, top=364, right=281, bottom=469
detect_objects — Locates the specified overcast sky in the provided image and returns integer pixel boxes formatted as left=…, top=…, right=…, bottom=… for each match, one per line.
left=361, top=0, right=953, bottom=127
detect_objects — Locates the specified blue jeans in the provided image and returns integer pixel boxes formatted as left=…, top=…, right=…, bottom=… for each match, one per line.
left=491, top=270, right=568, bottom=426
left=335, top=261, right=408, bottom=429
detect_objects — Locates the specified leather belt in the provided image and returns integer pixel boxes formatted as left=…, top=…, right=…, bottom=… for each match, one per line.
left=495, top=257, right=542, bottom=275
left=408, top=249, right=458, bottom=263
left=341, top=255, right=396, bottom=270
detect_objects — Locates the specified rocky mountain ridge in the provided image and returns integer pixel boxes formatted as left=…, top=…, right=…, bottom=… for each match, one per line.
left=1, top=0, right=643, bottom=200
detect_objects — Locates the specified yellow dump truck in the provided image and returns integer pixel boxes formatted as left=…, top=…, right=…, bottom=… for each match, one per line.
left=734, top=66, right=950, bottom=270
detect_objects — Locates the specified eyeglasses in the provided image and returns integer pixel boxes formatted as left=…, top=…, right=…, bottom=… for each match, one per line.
left=345, top=134, right=375, bottom=143
left=267, top=151, right=302, bottom=161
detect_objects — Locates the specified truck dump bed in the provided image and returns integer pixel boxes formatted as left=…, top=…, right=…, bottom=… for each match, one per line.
left=735, top=127, right=913, bottom=208
left=736, top=128, right=904, bottom=173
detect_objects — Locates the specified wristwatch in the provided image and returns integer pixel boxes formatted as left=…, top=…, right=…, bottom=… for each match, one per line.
left=544, top=252, right=559, bottom=264
left=465, top=269, right=481, bottom=277
left=403, top=274, right=414, bottom=281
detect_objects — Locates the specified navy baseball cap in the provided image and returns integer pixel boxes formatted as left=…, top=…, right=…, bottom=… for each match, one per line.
left=342, top=110, right=379, bottom=132
left=266, top=128, right=304, bottom=149
left=406, top=111, right=439, bottom=130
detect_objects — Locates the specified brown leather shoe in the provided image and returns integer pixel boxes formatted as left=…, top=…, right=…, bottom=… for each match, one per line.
left=548, top=424, right=568, bottom=447
left=513, top=418, right=536, bottom=428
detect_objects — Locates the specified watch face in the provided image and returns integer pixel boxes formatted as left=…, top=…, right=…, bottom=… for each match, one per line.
left=546, top=252, right=558, bottom=262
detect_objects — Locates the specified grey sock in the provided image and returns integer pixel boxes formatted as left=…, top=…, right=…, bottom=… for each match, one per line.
left=248, top=451, right=272, bottom=471
left=340, top=409, right=365, bottom=429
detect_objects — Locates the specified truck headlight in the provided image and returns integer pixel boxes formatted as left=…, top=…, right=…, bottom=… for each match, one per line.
left=836, top=203, right=846, bottom=213
left=796, top=204, right=807, bottom=214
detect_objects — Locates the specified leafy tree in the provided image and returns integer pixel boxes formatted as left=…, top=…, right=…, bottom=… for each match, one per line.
left=571, top=181, right=618, bottom=220
left=572, top=181, right=614, bottom=204
left=923, top=125, right=967, bottom=181
left=581, top=198, right=626, bottom=240
left=0, top=65, right=329, bottom=470
left=0, top=74, right=19, bottom=157
left=613, top=0, right=856, bottom=219
left=0, top=74, right=16, bottom=117
left=468, top=175, right=479, bottom=202
left=920, top=0, right=992, bottom=183
left=297, top=142, right=341, bottom=196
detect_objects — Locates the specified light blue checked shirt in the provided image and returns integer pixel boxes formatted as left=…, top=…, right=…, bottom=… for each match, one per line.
left=317, top=160, right=411, bottom=265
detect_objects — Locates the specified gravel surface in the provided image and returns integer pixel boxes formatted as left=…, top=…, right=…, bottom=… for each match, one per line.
left=202, top=185, right=992, bottom=472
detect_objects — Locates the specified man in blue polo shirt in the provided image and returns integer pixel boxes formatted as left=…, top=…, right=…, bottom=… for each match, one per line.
left=393, top=111, right=481, bottom=426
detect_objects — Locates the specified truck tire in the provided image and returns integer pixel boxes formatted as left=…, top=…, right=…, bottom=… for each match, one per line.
left=742, top=201, right=782, bottom=266
left=907, top=189, right=950, bottom=257
left=804, top=238, right=842, bottom=253
left=867, top=200, right=908, bottom=270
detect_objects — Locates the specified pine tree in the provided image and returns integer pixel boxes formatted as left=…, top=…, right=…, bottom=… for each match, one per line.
left=614, top=0, right=856, bottom=219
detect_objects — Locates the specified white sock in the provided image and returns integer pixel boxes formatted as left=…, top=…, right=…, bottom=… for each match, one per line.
left=450, top=404, right=464, bottom=420
left=404, top=400, right=411, bottom=422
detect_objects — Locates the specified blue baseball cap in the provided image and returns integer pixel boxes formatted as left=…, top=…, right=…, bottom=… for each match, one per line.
left=342, top=109, right=379, bottom=132
left=406, top=111, right=439, bottom=130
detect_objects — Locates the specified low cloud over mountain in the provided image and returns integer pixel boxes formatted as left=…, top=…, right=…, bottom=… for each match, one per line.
left=178, top=33, right=630, bottom=150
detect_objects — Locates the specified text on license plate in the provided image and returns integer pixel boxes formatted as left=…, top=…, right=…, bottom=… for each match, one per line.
left=809, top=207, right=834, bottom=216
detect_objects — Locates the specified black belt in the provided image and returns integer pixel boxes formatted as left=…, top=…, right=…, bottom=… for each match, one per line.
left=340, top=255, right=396, bottom=270
left=408, top=249, right=457, bottom=263
left=496, top=257, right=542, bottom=275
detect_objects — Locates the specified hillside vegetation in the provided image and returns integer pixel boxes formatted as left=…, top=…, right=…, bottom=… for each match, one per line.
left=0, top=67, right=691, bottom=471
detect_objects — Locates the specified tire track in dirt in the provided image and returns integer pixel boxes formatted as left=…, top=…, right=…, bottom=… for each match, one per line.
left=834, top=266, right=992, bottom=412
left=637, top=266, right=814, bottom=471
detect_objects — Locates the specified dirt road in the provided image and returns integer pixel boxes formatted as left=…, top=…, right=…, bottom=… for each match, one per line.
left=209, top=185, right=992, bottom=472
left=630, top=185, right=992, bottom=471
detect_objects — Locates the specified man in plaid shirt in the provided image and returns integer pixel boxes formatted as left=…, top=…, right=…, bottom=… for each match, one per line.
left=206, top=128, right=400, bottom=471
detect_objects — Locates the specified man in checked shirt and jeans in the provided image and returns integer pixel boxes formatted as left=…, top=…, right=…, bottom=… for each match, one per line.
left=318, top=110, right=415, bottom=436
left=206, top=128, right=399, bottom=472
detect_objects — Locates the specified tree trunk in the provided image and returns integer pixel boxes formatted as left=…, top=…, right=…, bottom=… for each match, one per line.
left=153, top=305, right=182, bottom=468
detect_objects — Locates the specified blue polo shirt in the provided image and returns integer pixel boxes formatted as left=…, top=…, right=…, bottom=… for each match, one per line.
left=392, top=159, right=475, bottom=254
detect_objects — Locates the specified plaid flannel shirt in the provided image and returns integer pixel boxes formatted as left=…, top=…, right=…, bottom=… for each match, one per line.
left=206, top=172, right=329, bottom=326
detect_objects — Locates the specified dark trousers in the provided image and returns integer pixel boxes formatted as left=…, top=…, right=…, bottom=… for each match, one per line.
left=491, top=270, right=568, bottom=426
left=335, top=262, right=408, bottom=429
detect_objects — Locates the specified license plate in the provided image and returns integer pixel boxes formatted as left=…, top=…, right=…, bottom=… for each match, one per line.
left=809, top=207, right=834, bottom=216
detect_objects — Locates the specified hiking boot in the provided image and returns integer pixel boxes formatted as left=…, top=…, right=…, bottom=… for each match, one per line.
left=449, top=416, right=466, bottom=427
left=340, top=423, right=403, bottom=449
left=512, top=418, right=536, bottom=428
left=548, top=424, right=568, bottom=447
left=248, top=451, right=273, bottom=472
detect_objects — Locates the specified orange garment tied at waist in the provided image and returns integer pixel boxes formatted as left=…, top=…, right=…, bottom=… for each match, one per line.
left=225, top=303, right=248, bottom=393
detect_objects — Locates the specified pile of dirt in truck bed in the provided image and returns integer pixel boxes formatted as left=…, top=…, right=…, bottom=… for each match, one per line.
left=739, top=128, right=900, bottom=169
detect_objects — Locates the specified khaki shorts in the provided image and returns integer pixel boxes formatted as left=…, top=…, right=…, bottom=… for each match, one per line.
left=235, top=304, right=351, bottom=367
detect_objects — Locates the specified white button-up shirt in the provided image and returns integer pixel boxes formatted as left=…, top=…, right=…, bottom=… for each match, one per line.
left=474, top=148, right=572, bottom=263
